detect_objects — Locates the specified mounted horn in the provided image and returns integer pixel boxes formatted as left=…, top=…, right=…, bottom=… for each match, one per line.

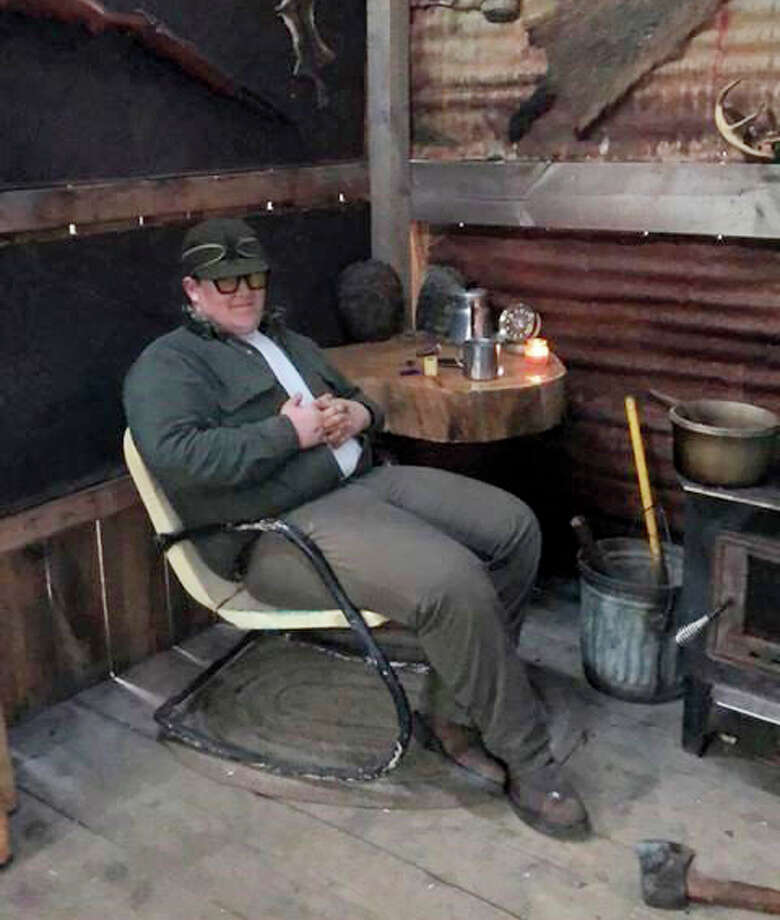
left=714, top=79, right=780, bottom=160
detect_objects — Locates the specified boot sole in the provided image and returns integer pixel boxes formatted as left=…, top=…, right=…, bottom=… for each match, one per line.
left=507, top=794, right=592, bottom=841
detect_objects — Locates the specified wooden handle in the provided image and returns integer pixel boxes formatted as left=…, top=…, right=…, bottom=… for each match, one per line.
left=570, top=516, right=609, bottom=574
left=625, top=396, right=662, bottom=568
left=688, top=868, right=780, bottom=914
left=647, top=389, right=678, bottom=410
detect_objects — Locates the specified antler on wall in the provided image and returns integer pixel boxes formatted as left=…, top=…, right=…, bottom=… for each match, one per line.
left=714, top=79, right=780, bottom=161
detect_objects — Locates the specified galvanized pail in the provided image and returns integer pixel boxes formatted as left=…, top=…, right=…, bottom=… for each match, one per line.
left=578, top=538, right=684, bottom=703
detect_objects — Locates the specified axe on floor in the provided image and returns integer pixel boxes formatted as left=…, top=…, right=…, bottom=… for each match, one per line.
left=636, top=840, right=780, bottom=914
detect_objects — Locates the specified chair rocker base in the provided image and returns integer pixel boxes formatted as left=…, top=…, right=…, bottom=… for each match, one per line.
left=154, top=629, right=411, bottom=781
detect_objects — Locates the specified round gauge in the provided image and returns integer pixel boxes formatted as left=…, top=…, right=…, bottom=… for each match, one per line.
left=498, top=303, right=541, bottom=342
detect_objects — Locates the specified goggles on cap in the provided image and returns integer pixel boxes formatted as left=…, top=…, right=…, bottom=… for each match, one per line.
left=182, top=235, right=266, bottom=275
left=212, top=272, right=268, bottom=295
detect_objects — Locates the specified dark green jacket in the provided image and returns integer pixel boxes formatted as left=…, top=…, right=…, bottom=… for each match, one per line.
left=123, top=318, right=384, bottom=578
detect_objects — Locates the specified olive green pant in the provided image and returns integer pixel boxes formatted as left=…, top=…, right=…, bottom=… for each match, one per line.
left=245, top=465, right=550, bottom=771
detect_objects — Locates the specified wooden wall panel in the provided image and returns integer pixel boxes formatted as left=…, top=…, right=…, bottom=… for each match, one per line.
left=99, top=505, right=171, bottom=673
left=45, top=522, right=108, bottom=695
left=0, top=481, right=219, bottom=725
left=0, top=547, right=56, bottom=722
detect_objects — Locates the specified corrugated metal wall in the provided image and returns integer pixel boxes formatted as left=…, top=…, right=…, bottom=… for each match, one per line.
left=429, top=228, right=780, bottom=533
left=412, top=0, right=780, bottom=162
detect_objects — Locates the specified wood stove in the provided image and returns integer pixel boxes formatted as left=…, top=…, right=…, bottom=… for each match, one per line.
left=679, top=475, right=780, bottom=755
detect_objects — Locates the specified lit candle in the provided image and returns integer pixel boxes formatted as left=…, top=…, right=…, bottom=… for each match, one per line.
left=524, top=337, right=549, bottom=365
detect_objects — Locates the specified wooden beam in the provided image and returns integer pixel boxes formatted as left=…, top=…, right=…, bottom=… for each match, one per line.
left=0, top=477, right=138, bottom=554
left=411, top=161, right=780, bottom=239
left=409, top=220, right=431, bottom=326
left=0, top=161, right=368, bottom=238
left=367, top=0, right=411, bottom=323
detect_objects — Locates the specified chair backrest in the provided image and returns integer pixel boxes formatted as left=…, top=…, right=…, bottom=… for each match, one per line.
left=123, top=429, right=242, bottom=611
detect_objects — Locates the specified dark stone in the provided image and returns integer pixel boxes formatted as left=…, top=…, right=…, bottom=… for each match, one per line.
left=336, top=260, right=404, bottom=342
left=414, top=264, right=466, bottom=340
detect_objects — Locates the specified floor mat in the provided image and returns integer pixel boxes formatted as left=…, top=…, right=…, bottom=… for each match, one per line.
left=162, top=632, right=504, bottom=809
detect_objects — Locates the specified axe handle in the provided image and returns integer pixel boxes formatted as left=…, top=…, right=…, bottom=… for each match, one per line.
left=688, top=867, right=780, bottom=915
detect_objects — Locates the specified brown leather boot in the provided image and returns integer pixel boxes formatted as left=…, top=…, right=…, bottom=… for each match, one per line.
left=414, top=712, right=507, bottom=786
left=506, top=760, right=590, bottom=840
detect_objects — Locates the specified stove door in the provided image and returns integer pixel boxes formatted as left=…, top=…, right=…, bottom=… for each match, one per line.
left=709, top=531, right=780, bottom=675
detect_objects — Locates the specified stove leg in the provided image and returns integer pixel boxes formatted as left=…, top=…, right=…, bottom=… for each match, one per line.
left=682, top=675, right=713, bottom=757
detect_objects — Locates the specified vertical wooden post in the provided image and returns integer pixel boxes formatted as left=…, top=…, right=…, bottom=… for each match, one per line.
left=367, top=0, right=412, bottom=325
left=409, top=220, right=431, bottom=328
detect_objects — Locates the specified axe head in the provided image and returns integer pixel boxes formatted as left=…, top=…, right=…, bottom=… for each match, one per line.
left=635, top=839, right=696, bottom=910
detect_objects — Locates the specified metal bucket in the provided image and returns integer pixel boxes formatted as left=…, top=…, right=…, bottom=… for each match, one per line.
left=578, top=538, right=684, bottom=703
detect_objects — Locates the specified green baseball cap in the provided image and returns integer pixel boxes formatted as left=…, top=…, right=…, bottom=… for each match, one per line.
left=181, top=218, right=270, bottom=280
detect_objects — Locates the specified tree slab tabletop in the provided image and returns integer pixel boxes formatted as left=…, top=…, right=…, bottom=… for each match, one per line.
left=325, top=337, right=566, bottom=443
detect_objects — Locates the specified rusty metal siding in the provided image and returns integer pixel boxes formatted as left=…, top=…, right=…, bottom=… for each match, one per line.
left=412, top=0, right=780, bottom=162
left=412, top=7, right=544, bottom=158
left=429, top=229, right=780, bottom=532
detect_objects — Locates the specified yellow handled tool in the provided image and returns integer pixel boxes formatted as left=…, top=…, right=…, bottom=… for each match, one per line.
left=625, top=395, right=663, bottom=572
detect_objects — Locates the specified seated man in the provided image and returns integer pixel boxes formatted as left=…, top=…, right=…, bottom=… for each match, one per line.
left=123, top=217, right=590, bottom=840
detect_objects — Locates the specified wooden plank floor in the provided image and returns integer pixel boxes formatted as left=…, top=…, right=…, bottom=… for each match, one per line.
left=2, top=580, right=778, bottom=920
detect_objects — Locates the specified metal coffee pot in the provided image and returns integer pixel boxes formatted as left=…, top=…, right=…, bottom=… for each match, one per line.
left=448, top=288, right=492, bottom=344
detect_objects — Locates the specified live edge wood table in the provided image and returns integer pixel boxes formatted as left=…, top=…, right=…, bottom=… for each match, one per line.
left=325, top=336, right=566, bottom=443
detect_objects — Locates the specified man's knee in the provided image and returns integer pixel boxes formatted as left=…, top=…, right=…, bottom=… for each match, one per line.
left=413, top=555, right=499, bottom=636
left=489, top=495, right=542, bottom=573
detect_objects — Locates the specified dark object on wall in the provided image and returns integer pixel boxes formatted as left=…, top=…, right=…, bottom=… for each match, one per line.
left=336, top=260, right=404, bottom=342
left=411, top=1, right=520, bottom=24
left=518, top=0, right=723, bottom=137
left=414, top=264, right=466, bottom=340
left=0, top=0, right=289, bottom=123
left=509, top=81, right=556, bottom=142
left=0, top=0, right=365, bottom=184
left=277, top=0, right=335, bottom=109
left=0, top=204, right=370, bottom=517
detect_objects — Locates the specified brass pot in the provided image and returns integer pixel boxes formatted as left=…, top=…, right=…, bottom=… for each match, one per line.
left=650, top=391, right=779, bottom=487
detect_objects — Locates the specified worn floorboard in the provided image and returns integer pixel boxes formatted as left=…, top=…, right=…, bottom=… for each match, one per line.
left=2, top=580, right=778, bottom=920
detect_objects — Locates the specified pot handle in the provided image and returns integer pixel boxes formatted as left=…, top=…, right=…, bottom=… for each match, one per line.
left=647, top=389, right=679, bottom=410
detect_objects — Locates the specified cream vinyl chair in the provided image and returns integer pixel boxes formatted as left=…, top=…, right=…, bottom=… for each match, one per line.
left=123, top=429, right=411, bottom=779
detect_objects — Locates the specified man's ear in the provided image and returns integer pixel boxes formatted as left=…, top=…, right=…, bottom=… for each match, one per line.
left=182, top=276, right=200, bottom=302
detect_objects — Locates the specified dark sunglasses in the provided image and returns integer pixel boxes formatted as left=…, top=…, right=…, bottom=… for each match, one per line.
left=212, top=272, right=268, bottom=295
